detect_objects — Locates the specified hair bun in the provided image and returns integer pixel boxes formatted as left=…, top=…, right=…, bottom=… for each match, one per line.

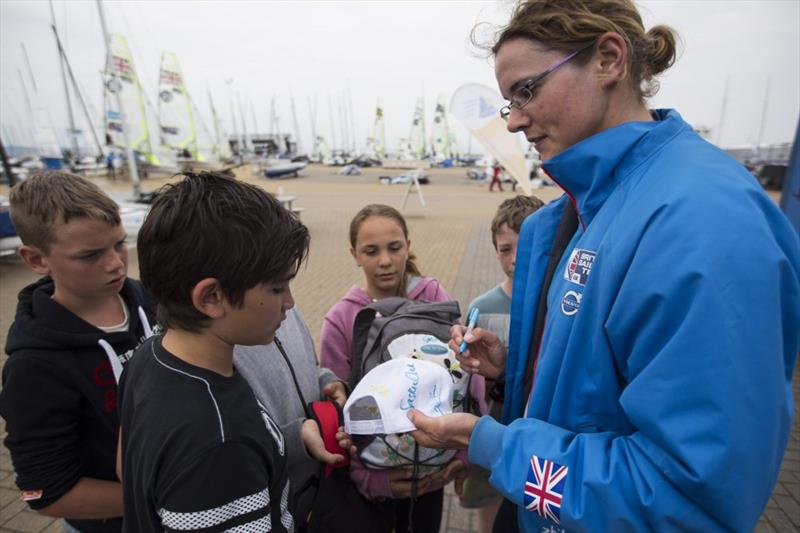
left=646, top=25, right=678, bottom=77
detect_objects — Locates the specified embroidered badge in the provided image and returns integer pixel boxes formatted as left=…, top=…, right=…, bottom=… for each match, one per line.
left=524, top=455, right=568, bottom=524
left=20, top=489, right=43, bottom=502
left=560, top=291, right=582, bottom=316
left=564, top=249, right=596, bottom=286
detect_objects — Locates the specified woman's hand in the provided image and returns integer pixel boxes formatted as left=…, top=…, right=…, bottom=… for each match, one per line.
left=408, top=410, right=479, bottom=450
left=450, top=324, right=507, bottom=379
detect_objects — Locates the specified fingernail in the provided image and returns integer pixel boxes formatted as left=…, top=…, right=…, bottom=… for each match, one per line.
left=407, top=410, right=415, bottom=421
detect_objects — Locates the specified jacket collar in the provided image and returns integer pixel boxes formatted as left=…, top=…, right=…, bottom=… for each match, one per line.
left=542, top=109, right=689, bottom=229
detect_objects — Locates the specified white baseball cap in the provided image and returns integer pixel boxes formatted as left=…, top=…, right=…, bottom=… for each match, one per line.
left=344, top=358, right=454, bottom=436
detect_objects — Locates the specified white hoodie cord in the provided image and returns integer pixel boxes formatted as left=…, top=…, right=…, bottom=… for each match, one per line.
left=138, top=306, right=154, bottom=338
left=98, top=339, right=124, bottom=384
left=97, top=306, right=155, bottom=384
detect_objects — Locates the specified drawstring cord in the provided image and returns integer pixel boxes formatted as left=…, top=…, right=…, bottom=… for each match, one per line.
left=406, top=443, right=420, bottom=533
left=98, top=305, right=155, bottom=384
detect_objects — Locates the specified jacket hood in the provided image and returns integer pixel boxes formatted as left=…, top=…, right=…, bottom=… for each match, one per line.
left=543, top=109, right=691, bottom=229
left=5, top=276, right=155, bottom=355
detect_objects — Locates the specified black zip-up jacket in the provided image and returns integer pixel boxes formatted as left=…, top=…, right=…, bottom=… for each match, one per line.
left=0, top=276, right=156, bottom=533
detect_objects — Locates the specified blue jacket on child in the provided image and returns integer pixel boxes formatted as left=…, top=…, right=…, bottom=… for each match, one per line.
left=468, top=109, right=800, bottom=532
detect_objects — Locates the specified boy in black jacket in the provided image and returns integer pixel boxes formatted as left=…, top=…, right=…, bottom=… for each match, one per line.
left=119, top=171, right=308, bottom=532
left=0, top=171, right=156, bottom=532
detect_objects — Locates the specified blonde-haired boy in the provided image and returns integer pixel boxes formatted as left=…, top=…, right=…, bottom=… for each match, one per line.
left=0, top=171, right=156, bottom=532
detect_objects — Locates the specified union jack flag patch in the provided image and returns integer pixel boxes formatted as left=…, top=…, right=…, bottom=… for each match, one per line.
left=524, top=454, right=568, bottom=524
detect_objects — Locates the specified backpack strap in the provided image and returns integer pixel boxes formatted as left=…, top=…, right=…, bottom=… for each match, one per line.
left=349, top=297, right=413, bottom=388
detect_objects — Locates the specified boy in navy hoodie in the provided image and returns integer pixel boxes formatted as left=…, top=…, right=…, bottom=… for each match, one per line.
left=0, top=171, right=156, bottom=532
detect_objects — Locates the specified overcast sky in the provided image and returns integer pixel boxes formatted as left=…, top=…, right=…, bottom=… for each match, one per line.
left=1, top=0, right=798, bottom=156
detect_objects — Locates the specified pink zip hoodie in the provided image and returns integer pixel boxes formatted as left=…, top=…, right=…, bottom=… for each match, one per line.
left=320, top=276, right=486, bottom=500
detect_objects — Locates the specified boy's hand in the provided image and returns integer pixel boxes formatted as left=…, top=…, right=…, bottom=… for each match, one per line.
left=301, top=419, right=345, bottom=465
left=335, top=427, right=357, bottom=456
left=450, top=325, right=507, bottom=379
left=427, top=458, right=468, bottom=495
left=388, top=468, right=437, bottom=498
left=323, top=381, right=348, bottom=407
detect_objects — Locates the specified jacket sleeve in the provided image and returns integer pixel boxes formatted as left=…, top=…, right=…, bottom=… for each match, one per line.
left=471, top=199, right=800, bottom=532
left=0, top=353, right=86, bottom=509
left=348, top=453, right=393, bottom=500
left=320, top=313, right=352, bottom=383
left=317, top=367, right=340, bottom=392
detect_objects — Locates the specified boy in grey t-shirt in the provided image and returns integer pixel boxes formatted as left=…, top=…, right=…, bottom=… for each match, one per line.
left=459, top=195, right=544, bottom=533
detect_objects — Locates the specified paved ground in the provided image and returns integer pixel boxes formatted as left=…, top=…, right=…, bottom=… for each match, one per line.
left=0, top=164, right=797, bottom=532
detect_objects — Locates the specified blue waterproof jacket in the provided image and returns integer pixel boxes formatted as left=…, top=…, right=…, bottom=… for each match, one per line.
left=468, top=110, right=800, bottom=532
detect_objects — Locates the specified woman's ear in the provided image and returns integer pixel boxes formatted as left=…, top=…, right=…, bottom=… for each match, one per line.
left=594, top=31, right=628, bottom=87
left=191, top=278, right=226, bottom=319
left=350, top=247, right=360, bottom=267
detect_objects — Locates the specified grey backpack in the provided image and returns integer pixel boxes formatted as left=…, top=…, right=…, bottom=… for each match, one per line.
left=349, top=297, right=471, bottom=473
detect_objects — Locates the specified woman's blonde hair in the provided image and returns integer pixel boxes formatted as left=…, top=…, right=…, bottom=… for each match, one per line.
left=349, top=204, right=421, bottom=297
left=483, top=0, right=678, bottom=99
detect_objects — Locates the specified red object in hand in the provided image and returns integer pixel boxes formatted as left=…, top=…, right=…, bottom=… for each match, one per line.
left=308, top=400, right=350, bottom=476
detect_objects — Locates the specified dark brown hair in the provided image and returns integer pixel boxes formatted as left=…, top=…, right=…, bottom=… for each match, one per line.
left=349, top=204, right=421, bottom=297
left=482, top=0, right=678, bottom=99
left=137, top=171, right=309, bottom=332
left=9, top=171, right=121, bottom=253
left=491, top=195, right=545, bottom=249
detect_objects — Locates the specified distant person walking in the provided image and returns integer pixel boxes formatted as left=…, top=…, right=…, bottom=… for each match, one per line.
left=489, top=162, right=504, bottom=192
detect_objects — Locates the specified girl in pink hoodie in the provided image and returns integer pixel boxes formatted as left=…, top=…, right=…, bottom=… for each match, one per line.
left=321, top=204, right=484, bottom=533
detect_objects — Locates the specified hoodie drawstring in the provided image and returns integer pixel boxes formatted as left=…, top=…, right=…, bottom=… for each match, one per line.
left=98, top=306, right=155, bottom=384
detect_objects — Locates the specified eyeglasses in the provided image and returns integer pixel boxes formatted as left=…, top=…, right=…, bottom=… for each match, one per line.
left=499, top=46, right=589, bottom=121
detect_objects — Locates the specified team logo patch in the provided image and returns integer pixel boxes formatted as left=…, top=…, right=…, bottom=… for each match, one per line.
left=564, top=249, right=596, bottom=286
left=524, top=455, right=568, bottom=524
left=560, top=290, right=582, bottom=316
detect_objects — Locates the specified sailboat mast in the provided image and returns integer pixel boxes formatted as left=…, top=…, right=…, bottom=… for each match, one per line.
left=249, top=98, right=260, bottom=154
left=339, top=92, right=348, bottom=154
left=48, top=0, right=79, bottom=159
left=237, top=92, right=248, bottom=155
left=756, top=76, right=771, bottom=149
left=347, top=81, right=356, bottom=153
left=16, top=69, right=34, bottom=119
left=224, top=79, right=240, bottom=161
left=308, top=95, right=317, bottom=159
left=290, top=93, right=302, bottom=156
left=51, top=26, right=104, bottom=157
left=20, top=44, right=38, bottom=93
left=327, top=93, right=337, bottom=153
left=715, top=75, right=729, bottom=147
left=96, top=0, right=141, bottom=197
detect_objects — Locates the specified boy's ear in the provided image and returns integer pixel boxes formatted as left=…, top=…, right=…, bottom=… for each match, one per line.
left=191, top=278, right=227, bottom=319
left=18, top=245, right=50, bottom=275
